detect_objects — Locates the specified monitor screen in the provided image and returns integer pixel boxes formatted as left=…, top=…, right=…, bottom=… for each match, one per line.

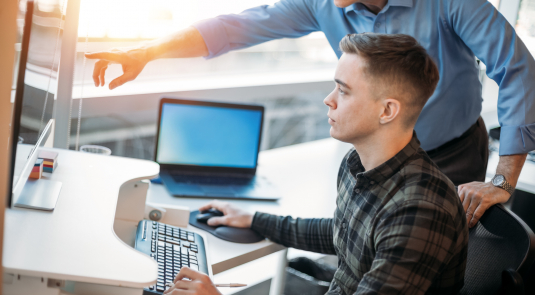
left=8, top=0, right=63, bottom=208
left=156, top=103, right=263, bottom=168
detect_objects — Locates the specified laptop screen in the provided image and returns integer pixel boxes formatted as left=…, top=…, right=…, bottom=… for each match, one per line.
left=156, top=102, right=263, bottom=169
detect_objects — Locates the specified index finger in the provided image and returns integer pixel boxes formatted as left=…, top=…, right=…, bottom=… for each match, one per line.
left=85, top=51, right=124, bottom=63
left=198, top=200, right=227, bottom=213
left=198, top=201, right=217, bottom=213
left=469, top=202, right=488, bottom=228
left=173, top=267, right=204, bottom=284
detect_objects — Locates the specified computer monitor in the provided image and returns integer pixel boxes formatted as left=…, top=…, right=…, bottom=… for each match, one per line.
left=8, top=0, right=62, bottom=210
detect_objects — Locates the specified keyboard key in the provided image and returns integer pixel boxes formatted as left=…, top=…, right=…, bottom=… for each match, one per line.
left=167, top=240, right=179, bottom=246
left=189, top=264, right=199, bottom=271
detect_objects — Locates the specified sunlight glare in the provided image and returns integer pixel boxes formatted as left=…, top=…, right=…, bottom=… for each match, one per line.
left=79, top=0, right=277, bottom=40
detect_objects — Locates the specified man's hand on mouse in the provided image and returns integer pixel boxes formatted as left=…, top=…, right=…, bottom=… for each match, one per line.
left=199, top=201, right=254, bottom=228
left=163, top=267, right=221, bottom=295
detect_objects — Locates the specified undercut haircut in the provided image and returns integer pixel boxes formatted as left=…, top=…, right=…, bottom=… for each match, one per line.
left=339, top=33, right=440, bottom=127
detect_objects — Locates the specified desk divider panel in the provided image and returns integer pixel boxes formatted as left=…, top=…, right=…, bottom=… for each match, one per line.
left=114, top=179, right=150, bottom=247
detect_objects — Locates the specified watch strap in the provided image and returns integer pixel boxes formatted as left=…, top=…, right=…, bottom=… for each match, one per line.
left=501, top=180, right=515, bottom=195
left=492, top=174, right=515, bottom=195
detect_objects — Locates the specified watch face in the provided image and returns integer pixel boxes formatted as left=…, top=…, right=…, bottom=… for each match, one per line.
left=493, top=175, right=505, bottom=186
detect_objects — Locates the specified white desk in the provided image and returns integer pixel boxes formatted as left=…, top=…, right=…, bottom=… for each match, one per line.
left=3, top=149, right=159, bottom=289
left=3, top=138, right=353, bottom=295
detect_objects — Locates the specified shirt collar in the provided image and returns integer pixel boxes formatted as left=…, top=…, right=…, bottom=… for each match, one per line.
left=346, top=132, right=421, bottom=185
left=344, top=0, right=413, bottom=15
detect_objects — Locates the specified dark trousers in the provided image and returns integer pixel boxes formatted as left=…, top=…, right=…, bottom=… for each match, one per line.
left=426, top=117, right=489, bottom=186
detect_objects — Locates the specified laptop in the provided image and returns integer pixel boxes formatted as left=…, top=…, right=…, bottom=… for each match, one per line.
left=155, top=97, right=280, bottom=201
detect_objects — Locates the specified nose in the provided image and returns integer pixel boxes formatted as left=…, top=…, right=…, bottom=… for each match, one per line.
left=324, top=90, right=337, bottom=109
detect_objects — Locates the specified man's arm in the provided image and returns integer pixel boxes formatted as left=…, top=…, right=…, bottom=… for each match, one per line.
left=84, top=27, right=208, bottom=89
left=356, top=200, right=467, bottom=294
left=459, top=154, right=527, bottom=228
left=446, top=0, right=535, bottom=226
left=85, top=0, right=319, bottom=89
left=199, top=201, right=336, bottom=255
left=251, top=213, right=336, bottom=254
left=193, top=0, right=319, bottom=59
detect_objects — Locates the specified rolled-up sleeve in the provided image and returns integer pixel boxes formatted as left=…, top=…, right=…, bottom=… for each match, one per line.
left=192, top=0, right=320, bottom=59
left=448, top=0, right=535, bottom=155
left=251, top=212, right=336, bottom=255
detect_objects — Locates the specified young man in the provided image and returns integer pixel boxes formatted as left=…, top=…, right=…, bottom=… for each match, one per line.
left=164, top=33, right=468, bottom=295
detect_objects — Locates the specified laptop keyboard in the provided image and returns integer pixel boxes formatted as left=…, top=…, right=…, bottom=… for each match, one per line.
left=171, top=174, right=252, bottom=186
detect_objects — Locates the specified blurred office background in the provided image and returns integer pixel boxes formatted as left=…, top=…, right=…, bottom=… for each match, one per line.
left=12, top=0, right=535, bottom=160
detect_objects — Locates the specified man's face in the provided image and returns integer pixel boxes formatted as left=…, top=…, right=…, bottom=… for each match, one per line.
left=324, top=53, right=383, bottom=143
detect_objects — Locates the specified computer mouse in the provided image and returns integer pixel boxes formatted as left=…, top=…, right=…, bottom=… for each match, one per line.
left=190, top=210, right=265, bottom=243
left=196, top=208, right=224, bottom=223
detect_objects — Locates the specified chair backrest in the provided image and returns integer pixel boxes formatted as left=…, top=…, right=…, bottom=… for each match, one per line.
left=460, top=204, right=535, bottom=295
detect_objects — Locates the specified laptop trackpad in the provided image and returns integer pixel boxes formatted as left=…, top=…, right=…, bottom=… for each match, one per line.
left=201, top=185, right=235, bottom=194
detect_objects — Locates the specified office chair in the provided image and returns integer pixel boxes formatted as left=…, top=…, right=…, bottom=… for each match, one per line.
left=460, top=204, right=535, bottom=295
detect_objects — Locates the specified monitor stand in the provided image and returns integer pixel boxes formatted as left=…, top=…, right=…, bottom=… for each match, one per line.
left=14, top=178, right=62, bottom=211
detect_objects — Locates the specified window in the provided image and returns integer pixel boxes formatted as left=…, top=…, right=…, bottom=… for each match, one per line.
left=75, top=0, right=337, bottom=96
left=69, top=1, right=336, bottom=159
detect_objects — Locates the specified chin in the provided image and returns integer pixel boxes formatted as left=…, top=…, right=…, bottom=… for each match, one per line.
left=330, top=130, right=350, bottom=143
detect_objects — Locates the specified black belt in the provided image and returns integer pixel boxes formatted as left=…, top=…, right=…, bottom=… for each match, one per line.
left=426, top=117, right=481, bottom=157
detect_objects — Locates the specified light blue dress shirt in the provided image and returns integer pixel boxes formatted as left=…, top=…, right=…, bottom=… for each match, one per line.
left=193, top=0, right=535, bottom=155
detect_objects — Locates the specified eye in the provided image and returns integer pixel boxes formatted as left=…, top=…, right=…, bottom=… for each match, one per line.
left=338, top=85, right=345, bottom=95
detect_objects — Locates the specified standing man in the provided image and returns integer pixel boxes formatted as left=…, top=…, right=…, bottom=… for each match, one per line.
left=86, top=0, right=535, bottom=227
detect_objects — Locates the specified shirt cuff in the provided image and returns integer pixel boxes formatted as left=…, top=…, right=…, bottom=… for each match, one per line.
left=192, top=18, right=231, bottom=59
left=251, top=212, right=275, bottom=237
left=499, top=122, right=535, bottom=155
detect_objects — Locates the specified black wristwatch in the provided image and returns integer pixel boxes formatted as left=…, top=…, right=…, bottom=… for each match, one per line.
left=491, top=174, right=515, bottom=195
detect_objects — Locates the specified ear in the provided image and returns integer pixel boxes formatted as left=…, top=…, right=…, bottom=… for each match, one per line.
left=379, top=98, right=401, bottom=124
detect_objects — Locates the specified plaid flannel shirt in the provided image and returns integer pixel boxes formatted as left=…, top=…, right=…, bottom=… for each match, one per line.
left=251, top=134, right=468, bottom=294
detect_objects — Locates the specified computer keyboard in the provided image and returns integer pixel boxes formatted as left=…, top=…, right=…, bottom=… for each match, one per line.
left=135, top=220, right=210, bottom=294
left=171, top=173, right=252, bottom=185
